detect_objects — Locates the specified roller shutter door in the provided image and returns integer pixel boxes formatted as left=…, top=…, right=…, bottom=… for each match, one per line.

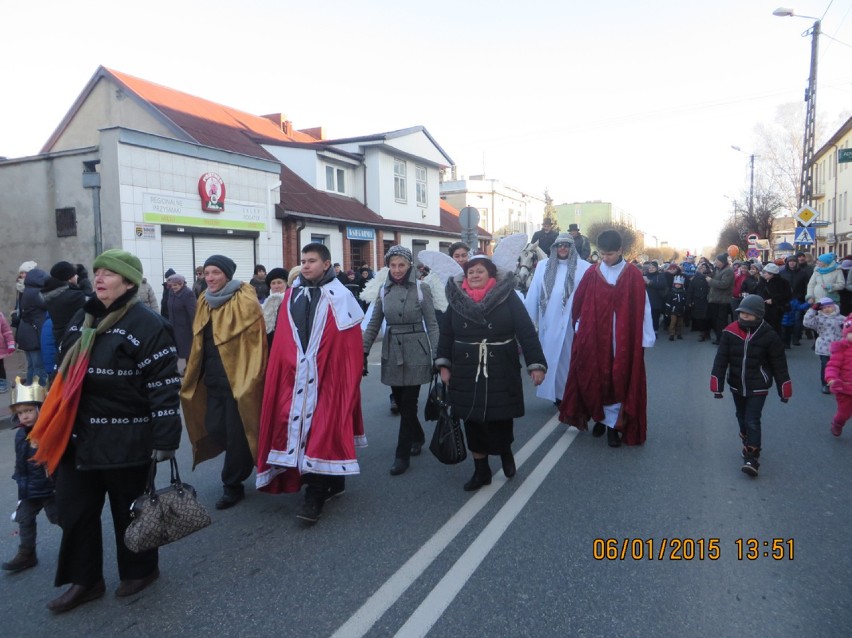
left=193, top=236, right=256, bottom=282
left=160, top=234, right=195, bottom=280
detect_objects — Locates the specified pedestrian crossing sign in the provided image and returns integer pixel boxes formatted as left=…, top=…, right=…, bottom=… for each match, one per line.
left=795, top=227, right=815, bottom=244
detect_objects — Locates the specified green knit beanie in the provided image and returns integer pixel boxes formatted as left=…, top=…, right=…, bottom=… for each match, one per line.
left=93, top=249, right=143, bottom=286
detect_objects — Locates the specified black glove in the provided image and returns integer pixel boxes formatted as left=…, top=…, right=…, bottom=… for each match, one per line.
left=363, top=353, right=369, bottom=377
left=714, top=393, right=723, bottom=399
left=152, top=449, right=175, bottom=462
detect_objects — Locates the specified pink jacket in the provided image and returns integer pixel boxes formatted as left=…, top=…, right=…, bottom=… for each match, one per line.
left=826, top=316, right=852, bottom=395
left=0, top=312, right=15, bottom=360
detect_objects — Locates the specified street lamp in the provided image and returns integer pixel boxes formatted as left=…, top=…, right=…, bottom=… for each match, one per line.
left=731, top=145, right=756, bottom=219
left=773, top=7, right=821, bottom=208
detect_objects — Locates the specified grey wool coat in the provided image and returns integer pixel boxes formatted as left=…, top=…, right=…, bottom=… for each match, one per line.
left=363, top=279, right=440, bottom=387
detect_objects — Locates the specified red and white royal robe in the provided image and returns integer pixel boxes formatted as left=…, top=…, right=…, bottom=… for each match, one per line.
left=256, top=279, right=366, bottom=494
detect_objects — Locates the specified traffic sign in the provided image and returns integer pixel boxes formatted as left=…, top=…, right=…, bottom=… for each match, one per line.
left=747, top=247, right=760, bottom=259
left=794, top=227, right=816, bottom=245
left=747, top=233, right=759, bottom=245
left=794, top=205, right=818, bottom=226
left=459, top=206, right=480, bottom=230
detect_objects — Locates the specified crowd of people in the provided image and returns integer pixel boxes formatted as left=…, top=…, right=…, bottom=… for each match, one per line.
left=3, top=227, right=850, bottom=614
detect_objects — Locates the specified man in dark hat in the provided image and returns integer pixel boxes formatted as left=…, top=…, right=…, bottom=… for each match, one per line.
left=567, top=223, right=591, bottom=260
left=160, top=268, right=176, bottom=318
left=42, top=261, right=87, bottom=347
left=531, top=218, right=559, bottom=255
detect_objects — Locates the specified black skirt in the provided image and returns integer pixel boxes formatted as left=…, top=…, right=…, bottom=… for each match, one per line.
left=464, top=418, right=514, bottom=455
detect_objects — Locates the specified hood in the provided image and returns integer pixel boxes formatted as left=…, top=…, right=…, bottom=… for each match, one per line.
left=24, top=268, right=49, bottom=288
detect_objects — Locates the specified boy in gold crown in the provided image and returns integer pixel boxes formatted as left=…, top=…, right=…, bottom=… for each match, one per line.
left=3, top=378, right=56, bottom=572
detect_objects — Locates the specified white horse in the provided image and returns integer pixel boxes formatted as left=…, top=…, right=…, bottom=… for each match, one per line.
left=516, top=241, right=546, bottom=293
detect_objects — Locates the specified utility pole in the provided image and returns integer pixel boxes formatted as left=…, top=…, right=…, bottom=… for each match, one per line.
left=800, top=19, right=820, bottom=207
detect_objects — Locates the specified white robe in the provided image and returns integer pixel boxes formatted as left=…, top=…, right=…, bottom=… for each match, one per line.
left=523, top=257, right=591, bottom=402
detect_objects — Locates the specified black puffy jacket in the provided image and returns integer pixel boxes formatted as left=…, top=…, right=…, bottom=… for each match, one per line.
left=437, top=274, right=546, bottom=422
left=710, top=320, right=792, bottom=398
left=61, top=292, right=182, bottom=470
left=13, top=425, right=55, bottom=499
left=16, top=269, right=48, bottom=351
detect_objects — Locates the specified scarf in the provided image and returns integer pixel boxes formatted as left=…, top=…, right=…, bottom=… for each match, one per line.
left=539, top=245, right=578, bottom=317
left=817, top=262, right=838, bottom=275
left=205, top=278, right=243, bottom=309
left=462, top=277, right=497, bottom=303
left=29, top=294, right=139, bottom=474
left=262, top=292, right=285, bottom=334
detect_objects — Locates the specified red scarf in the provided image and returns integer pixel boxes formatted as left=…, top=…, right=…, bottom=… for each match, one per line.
left=559, top=263, right=648, bottom=445
left=462, top=277, right=496, bottom=302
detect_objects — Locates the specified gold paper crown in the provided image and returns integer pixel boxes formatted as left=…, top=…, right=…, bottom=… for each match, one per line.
left=10, top=377, right=46, bottom=408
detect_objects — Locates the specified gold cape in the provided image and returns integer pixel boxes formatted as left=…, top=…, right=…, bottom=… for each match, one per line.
left=180, top=282, right=268, bottom=467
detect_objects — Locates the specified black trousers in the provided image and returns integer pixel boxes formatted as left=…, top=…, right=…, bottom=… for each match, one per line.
left=54, top=453, right=156, bottom=587
left=391, top=385, right=425, bottom=460
left=205, top=386, right=254, bottom=494
left=709, top=302, right=730, bottom=341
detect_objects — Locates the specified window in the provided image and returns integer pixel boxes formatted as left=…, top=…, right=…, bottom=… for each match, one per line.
left=415, top=165, right=427, bottom=207
left=55, top=207, right=77, bottom=237
left=310, top=234, right=328, bottom=245
left=325, top=165, right=345, bottom=194
left=394, top=159, right=407, bottom=202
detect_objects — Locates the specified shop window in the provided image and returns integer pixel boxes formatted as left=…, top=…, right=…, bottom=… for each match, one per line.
left=55, top=207, right=77, bottom=237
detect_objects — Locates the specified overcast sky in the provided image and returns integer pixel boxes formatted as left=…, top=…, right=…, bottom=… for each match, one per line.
left=2, top=0, right=851, bottom=253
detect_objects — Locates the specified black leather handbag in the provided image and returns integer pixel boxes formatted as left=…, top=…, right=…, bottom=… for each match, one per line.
left=124, top=458, right=211, bottom=553
left=428, top=379, right=467, bottom=465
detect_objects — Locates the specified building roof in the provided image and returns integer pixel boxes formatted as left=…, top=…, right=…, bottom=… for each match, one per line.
left=322, top=125, right=455, bottom=167
left=42, top=66, right=321, bottom=156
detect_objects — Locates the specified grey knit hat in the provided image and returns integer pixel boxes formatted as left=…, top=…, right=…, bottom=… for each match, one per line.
left=736, top=294, right=765, bottom=319
left=384, top=245, right=413, bottom=266
left=551, top=232, right=574, bottom=252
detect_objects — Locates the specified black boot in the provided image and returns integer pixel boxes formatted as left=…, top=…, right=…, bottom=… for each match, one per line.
left=463, top=457, right=492, bottom=491
left=501, top=451, right=516, bottom=478
left=742, top=446, right=760, bottom=477
left=389, top=458, right=410, bottom=476
left=2, top=546, right=36, bottom=572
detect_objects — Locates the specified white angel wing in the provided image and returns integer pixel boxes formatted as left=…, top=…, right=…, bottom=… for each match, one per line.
left=417, top=250, right=463, bottom=284
left=358, top=267, right=389, bottom=304
left=492, top=233, right=529, bottom=274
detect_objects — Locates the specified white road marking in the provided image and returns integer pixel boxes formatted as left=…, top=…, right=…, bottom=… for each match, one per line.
left=394, top=426, right=579, bottom=637
left=330, top=414, right=565, bottom=638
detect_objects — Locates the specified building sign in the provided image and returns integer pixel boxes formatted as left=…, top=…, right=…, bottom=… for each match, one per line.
left=347, top=226, right=375, bottom=241
left=839, top=149, right=852, bottom=164
left=142, top=193, right=265, bottom=231
left=198, top=172, right=226, bottom=212
left=134, top=223, right=157, bottom=239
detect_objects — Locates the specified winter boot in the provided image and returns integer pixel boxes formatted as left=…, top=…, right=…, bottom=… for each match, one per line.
left=741, top=446, right=760, bottom=477
left=500, top=451, right=516, bottom=478
left=463, top=457, right=492, bottom=491
left=2, top=546, right=37, bottom=572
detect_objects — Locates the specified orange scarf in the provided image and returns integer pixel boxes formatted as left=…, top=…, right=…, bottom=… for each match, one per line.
left=462, top=277, right=496, bottom=303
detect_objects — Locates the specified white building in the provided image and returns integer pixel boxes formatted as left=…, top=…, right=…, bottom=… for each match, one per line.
left=811, top=116, right=852, bottom=257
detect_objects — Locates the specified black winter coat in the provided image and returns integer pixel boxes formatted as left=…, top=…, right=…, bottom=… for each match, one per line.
left=61, top=292, right=182, bottom=470
left=711, top=320, right=792, bottom=398
left=644, top=271, right=668, bottom=310
left=42, top=280, right=87, bottom=346
left=13, top=425, right=55, bottom=500
left=756, top=276, right=792, bottom=331
left=780, top=266, right=810, bottom=301
left=16, top=269, right=48, bottom=351
left=686, top=273, right=710, bottom=320
left=437, top=274, right=546, bottom=422
left=166, top=284, right=197, bottom=358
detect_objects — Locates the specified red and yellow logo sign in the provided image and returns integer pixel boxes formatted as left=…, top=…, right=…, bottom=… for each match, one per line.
left=198, top=172, right=226, bottom=212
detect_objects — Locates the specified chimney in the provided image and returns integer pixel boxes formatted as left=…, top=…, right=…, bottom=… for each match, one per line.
left=298, top=126, right=325, bottom=141
left=260, top=113, right=291, bottom=134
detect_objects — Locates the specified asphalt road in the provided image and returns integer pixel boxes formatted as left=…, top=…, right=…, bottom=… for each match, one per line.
left=1, top=332, right=851, bottom=637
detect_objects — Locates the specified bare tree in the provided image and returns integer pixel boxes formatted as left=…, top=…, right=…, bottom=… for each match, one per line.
left=716, top=186, right=785, bottom=254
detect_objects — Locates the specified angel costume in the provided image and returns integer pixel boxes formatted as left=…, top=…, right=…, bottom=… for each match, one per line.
left=523, top=234, right=591, bottom=403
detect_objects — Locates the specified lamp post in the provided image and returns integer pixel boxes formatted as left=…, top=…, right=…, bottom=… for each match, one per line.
left=773, top=7, right=821, bottom=208
left=731, top=145, right=756, bottom=219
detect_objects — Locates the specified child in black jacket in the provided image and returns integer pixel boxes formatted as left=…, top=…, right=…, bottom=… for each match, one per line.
left=665, top=275, right=688, bottom=341
left=2, top=378, right=56, bottom=572
left=710, top=295, right=792, bottom=477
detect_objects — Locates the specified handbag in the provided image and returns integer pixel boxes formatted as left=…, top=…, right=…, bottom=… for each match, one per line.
left=424, top=373, right=441, bottom=421
left=124, top=458, right=211, bottom=553
left=428, top=379, right=467, bottom=465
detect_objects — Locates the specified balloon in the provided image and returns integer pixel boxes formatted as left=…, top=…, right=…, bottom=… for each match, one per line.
left=727, top=244, right=739, bottom=258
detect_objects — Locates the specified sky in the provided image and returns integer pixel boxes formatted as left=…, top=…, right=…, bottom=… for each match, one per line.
left=2, top=0, right=851, bottom=254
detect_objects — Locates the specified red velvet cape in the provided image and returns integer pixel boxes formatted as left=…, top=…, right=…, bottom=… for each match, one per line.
left=256, top=286, right=365, bottom=494
left=559, top=262, right=648, bottom=445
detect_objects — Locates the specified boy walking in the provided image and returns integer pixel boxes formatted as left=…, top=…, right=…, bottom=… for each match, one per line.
left=711, top=295, right=792, bottom=476
left=665, top=275, right=688, bottom=340
left=3, top=378, right=56, bottom=572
